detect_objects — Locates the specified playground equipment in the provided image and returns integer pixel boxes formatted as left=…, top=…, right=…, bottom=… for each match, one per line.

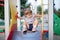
left=12, top=31, right=40, bottom=40
left=0, top=0, right=4, bottom=33
left=7, top=0, right=41, bottom=40
left=4, top=0, right=53, bottom=40
left=0, top=0, right=4, bottom=6
left=54, top=14, right=60, bottom=35
left=0, top=29, right=4, bottom=32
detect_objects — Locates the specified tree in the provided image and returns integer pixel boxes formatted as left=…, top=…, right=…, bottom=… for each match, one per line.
left=0, top=5, right=4, bottom=20
left=53, top=7, right=60, bottom=17
left=57, top=9, right=60, bottom=17
left=21, top=0, right=29, bottom=8
left=0, top=1, right=4, bottom=20
left=20, top=0, right=30, bottom=16
left=37, top=6, right=42, bottom=14
left=44, top=9, right=48, bottom=14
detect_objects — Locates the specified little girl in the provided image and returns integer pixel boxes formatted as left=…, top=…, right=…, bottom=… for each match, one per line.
left=16, top=8, right=41, bottom=34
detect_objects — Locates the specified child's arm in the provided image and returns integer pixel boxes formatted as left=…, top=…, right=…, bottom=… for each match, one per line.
left=18, top=17, right=23, bottom=20
left=34, top=14, right=42, bottom=18
left=15, top=13, right=23, bottom=20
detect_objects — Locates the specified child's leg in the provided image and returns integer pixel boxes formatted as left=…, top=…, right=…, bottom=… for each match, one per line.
left=23, top=21, right=27, bottom=31
left=32, top=19, right=38, bottom=31
left=23, top=21, right=29, bottom=31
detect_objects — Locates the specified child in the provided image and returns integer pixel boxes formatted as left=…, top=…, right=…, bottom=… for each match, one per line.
left=16, top=8, right=41, bottom=34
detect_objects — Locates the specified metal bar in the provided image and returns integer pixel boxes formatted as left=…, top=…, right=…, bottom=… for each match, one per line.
left=17, top=0, right=21, bottom=31
left=40, top=0, right=44, bottom=40
left=35, top=0, right=37, bottom=14
left=42, top=4, right=48, bottom=5
left=48, top=0, right=53, bottom=40
left=41, top=0, right=44, bottom=33
left=4, top=0, right=9, bottom=40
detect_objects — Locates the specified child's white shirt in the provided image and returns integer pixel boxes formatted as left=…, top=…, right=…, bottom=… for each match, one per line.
left=22, top=14, right=35, bottom=24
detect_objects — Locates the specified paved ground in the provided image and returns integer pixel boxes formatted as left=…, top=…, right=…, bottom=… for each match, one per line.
left=42, top=34, right=60, bottom=40
left=53, top=34, right=60, bottom=40
left=0, top=33, right=5, bottom=40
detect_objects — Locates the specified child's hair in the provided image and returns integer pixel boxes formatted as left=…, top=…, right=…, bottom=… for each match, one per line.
left=24, top=8, right=32, bottom=15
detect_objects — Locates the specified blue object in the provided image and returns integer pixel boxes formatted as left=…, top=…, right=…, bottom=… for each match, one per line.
left=28, top=24, right=33, bottom=31
left=12, top=31, right=40, bottom=40
left=45, top=32, right=48, bottom=38
left=20, top=24, right=33, bottom=31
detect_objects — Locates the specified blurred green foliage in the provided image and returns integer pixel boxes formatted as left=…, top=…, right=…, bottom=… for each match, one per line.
left=54, top=7, right=60, bottom=17
left=37, top=6, right=42, bottom=14
left=37, top=6, right=48, bottom=14
left=0, top=6, right=4, bottom=20
left=0, top=1, right=4, bottom=20
left=20, top=0, right=30, bottom=16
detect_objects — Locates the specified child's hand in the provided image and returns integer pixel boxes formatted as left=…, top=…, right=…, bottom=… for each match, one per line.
left=15, top=12, right=22, bottom=19
left=15, top=12, right=18, bottom=18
